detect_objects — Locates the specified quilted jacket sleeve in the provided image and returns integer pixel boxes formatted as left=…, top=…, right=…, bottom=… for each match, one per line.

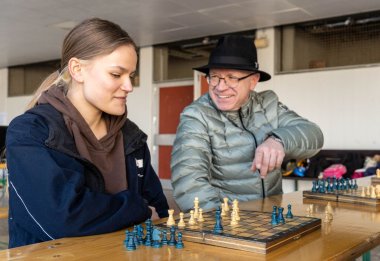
left=171, top=106, right=220, bottom=212
left=263, top=91, right=324, bottom=160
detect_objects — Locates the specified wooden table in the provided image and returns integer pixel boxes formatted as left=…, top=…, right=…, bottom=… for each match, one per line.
left=0, top=191, right=379, bottom=261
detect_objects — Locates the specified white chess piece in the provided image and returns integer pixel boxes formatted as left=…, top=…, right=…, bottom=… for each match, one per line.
left=223, top=197, right=230, bottom=212
left=194, top=197, right=199, bottom=219
left=198, top=208, right=205, bottom=222
left=188, top=210, right=196, bottom=225
left=177, top=212, right=186, bottom=228
left=166, top=209, right=175, bottom=226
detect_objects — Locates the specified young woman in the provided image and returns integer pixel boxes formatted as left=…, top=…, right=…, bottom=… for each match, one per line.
left=6, top=18, right=169, bottom=248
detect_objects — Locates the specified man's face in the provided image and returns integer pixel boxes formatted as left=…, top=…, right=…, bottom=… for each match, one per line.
left=208, top=68, right=260, bottom=111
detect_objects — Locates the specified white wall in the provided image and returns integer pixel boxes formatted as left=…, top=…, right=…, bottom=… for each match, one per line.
left=256, top=28, right=380, bottom=150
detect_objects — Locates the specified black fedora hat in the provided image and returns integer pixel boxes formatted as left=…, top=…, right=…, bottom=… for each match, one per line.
left=194, top=35, right=271, bottom=82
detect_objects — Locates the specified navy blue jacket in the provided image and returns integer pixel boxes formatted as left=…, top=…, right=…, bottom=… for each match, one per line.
left=6, top=104, right=169, bottom=248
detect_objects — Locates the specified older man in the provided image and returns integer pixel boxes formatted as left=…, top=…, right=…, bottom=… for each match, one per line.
left=171, top=35, right=323, bottom=212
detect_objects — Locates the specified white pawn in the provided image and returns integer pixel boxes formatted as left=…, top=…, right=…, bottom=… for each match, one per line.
left=221, top=203, right=226, bottom=216
left=198, top=208, right=205, bottom=222
left=177, top=212, right=186, bottom=228
left=366, top=186, right=371, bottom=197
left=232, top=199, right=240, bottom=221
left=371, top=186, right=377, bottom=199
left=223, top=197, right=230, bottom=212
left=361, top=187, right=366, bottom=197
left=230, top=210, right=238, bottom=225
left=166, top=209, right=175, bottom=226
left=188, top=210, right=196, bottom=225
left=194, top=197, right=199, bottom=219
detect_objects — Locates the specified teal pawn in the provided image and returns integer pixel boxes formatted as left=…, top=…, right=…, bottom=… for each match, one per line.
left=175, top=232, right=184, bottom=249
left=286, top=204, right=293, bottom=219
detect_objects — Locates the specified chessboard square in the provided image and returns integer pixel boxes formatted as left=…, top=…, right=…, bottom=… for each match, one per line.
left=272, top=226, right=287, bottom=231
left=231, top=228, right=246, bottom=232
left=228, top=231, right=240, bottom=236
left=239, top=232, right=254, bottom=237
left=253, top=227, right=267, bottom=232
left=249, top=223, right=262, bottom=227
left=260, top=232, right=274, bottom=237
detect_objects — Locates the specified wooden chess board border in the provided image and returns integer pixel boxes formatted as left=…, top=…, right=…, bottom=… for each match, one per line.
left=156, top=210, right=321, bottom=254
left=303, top=188, right=380, bottom=207
left=372, top=177, right=380, bottom=186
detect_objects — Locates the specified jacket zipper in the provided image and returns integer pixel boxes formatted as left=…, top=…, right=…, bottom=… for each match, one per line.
left=238, top=109, right=266, bottom=198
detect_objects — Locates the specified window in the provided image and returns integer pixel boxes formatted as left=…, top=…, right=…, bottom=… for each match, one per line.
left=8, top=50, right=140, bottom=96
left=277, top=11, right=380, bottom=73
left=153, top=31, right=256, bottom=82
left=8, top=60, right=60, bottom=96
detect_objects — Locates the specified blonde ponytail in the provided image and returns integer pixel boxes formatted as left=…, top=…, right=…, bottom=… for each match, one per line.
left=25, top=68, right=71, bottom=111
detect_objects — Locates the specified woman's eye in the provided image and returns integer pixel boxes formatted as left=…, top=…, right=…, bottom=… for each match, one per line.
left=111, top=73, right=121, bottom=78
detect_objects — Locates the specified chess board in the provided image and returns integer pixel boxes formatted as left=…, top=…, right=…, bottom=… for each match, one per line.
left=155, top=209, right=321, bottom=254
left=303, top=187, right=380, bottom=207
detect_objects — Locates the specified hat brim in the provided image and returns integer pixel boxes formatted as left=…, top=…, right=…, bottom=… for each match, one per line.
left=194, top=64, right=271, bottom=82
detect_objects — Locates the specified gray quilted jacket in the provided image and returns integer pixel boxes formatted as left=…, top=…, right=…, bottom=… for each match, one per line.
left=171, top=90, right=323, bottom=212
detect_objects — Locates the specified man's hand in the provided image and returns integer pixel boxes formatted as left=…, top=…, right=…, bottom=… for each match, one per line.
left=251, top=137, right=285, bottom=178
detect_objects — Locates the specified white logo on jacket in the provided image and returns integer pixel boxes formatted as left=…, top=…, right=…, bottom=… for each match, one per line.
left=136, top=159, right=143, bottom=168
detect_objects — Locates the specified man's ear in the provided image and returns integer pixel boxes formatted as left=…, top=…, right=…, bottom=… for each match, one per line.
left=68, top=58, right=84, bottom=83
left=249, top=73, right=260, bottom=91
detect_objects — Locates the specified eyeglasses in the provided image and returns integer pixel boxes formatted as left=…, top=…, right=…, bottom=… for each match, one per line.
left=206, top=73, right=256, bottom=88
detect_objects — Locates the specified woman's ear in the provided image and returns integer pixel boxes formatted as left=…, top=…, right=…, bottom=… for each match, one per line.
left=68, top=58, right=84, bottom=83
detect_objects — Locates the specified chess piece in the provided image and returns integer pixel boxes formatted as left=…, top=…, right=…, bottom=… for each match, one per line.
left=144, top=219, right=153, bottom=246
left=221, top=203, right=226, bottom=216
left=133, top=225, right=139, bottom=246
left=198, top=208, right=205, bottom=222
left=230, top=210, right=238, bottom=226
left=188, top=210, right=196, bottom=225
left=126, top=230, right=137, bottom=251
left=286, top=204, right=293, bottom=219
left=371, top=186, right=377, bottom=199
left=312, top=180, right=317, bottom=192
left=213, top=208, right=223, bottom=234
left=194, top=197, right=199, bottom=219
left=366, top=186, right=371, bottom=197
left=271, top=209, right=278, bottom=225
left=152, top=227, right=162, bottom=248
left=167, top=209, right=175, bottom=226
left=136, top=224, right=144, bottom=245
left=232, top=200, right=240, bottom=221
left=175, top=232, right=184, bottom=249
left=223, top=197, right=230, bottom=212
left=277, top=207, right=285, bottom=224
left=161, top=230, right=168, bottom=245
left=376, top=168, right=380, bottom=178
left=361, top=187, right=366, bottom=197
left=309, top=204, right=314, bottom=214
left=168, top=226, right=177, bottom=246
left=177, top=212, right=186, bottom=228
